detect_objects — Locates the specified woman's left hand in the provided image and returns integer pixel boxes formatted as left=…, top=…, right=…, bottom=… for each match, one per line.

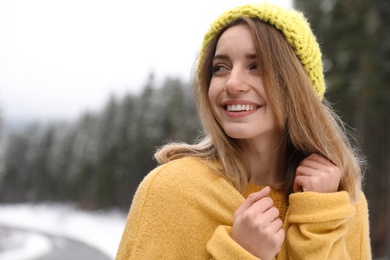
left=293, top=153, right=341, bottom=193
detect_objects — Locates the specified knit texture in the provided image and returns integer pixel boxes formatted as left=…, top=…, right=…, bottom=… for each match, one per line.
left=116, top=157, right=371, bottom=259
left=198, top=3, right=326, bottom=100
left=245, top=183, right=288, bottom=221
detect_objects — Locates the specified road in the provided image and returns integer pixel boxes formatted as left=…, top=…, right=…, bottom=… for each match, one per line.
left=0, top=226, right=112, bottom=260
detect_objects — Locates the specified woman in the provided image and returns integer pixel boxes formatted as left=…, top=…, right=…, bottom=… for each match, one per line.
left=116, top=3, right=371, bottom=259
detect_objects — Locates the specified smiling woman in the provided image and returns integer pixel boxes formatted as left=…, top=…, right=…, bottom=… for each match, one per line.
left=116, top=2, right=370, bottom=260
left=0, top=0, right=291, bottom=123
left=208, top=24, right=277, bottom=143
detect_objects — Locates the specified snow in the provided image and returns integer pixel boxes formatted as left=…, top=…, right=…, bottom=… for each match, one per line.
left=0, top=230, right=52, bottom=260
left=0, top=203, right=127, bottom=260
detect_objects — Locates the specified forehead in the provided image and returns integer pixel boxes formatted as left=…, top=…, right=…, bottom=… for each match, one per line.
left=215, top=24, right=255, bottom=53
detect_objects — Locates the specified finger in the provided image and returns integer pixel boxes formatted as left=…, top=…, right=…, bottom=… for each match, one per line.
left=299, top=159, right=323, bottom=170
left=236, top=186, right=271, bottom=215
left=259, top=206, right=279, bottom=222
left=296, top=165, right=321, bottom=177
left=269, top=218, right=283, bottom=233
left=293, top=181, right=301, bottom=193
left=250, top=197, right=274, bottom=214
left=293, top=175, right=310, bottom=192
left=298, top=160, right=339, bottom=178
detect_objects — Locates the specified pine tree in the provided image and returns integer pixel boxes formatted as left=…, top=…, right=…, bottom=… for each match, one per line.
left=294, top=0, right=390, bottom=257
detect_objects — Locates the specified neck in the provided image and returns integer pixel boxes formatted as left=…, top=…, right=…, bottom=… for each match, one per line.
left=238, top=132, right=286, bottom=186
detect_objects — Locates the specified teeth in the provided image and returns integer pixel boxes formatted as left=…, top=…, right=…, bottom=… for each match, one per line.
left=226, top=104, right=256, bottom=112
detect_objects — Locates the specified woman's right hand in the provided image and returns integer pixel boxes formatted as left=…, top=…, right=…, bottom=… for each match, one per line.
left=232, top=186, right=285, bottom=260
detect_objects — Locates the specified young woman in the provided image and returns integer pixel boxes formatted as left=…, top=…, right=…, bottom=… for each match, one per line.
left=116, top=3, right=371, bottom=259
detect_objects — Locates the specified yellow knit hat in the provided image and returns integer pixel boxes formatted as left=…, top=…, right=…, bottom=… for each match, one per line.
left=198, top=3, right=325, bottom=100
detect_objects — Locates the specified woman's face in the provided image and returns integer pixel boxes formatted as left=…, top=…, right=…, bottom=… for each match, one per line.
left=208, top=24, right=278, bottom=142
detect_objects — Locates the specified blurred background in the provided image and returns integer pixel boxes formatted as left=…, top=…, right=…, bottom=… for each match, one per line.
left=0, top=0, right=389, bottom=259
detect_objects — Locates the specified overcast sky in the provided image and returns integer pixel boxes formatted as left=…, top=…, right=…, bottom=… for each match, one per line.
left=0, top=0, right=292, bottom=123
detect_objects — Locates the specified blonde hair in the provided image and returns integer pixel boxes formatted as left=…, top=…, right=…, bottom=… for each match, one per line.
left=155, top=17, right=364, bottom=203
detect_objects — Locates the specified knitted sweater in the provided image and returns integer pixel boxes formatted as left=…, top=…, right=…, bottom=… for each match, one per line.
left=116, top=157, right=371, bottom=259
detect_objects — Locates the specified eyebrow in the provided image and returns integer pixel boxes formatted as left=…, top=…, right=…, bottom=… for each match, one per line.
left=213, top=53, right=257, bottom=61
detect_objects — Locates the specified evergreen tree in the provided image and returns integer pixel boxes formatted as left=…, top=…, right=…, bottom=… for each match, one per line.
left=294, top=0, right=390, bottom=257
left=0, top=132, right=30, bottom=202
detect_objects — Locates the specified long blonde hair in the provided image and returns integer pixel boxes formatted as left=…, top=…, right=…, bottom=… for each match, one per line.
left=155, top=17, right=364, bottom=203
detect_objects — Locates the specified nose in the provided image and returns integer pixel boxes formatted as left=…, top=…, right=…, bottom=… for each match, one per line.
left=224, top=68, right=249, bottom=94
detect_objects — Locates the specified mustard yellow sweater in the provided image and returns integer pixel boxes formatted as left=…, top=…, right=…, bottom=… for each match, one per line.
left=116, top=157, right=371, bottom=259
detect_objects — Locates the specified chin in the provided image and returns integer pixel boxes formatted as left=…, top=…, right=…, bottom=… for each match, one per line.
left=224, top=127, right=280, bottom=141
left=224, top=131, right=253, bottom=139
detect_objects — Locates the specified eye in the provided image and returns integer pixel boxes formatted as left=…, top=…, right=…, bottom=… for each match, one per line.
left=212, top=64, right=229, bottom=75
left=249, top=62, right=258, bottom=71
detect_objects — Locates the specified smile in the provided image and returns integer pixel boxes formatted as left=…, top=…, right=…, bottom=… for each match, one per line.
left=226, top=104, right=258, bottom=112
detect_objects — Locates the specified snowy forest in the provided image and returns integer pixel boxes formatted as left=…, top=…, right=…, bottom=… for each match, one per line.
left=0, top=0, right=389, bottom=258
left=0, top=76, right=199, bottom=210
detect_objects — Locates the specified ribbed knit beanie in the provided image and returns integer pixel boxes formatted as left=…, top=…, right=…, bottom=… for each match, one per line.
left=198, top=2, right=325, bottom=100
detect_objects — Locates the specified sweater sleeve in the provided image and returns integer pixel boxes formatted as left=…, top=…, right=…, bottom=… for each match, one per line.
left=207, top=225, right=260, bottom=260
left=116, top=165, right=204, bottom=260
left=279, top=191, right=371, bottom=259
left=116, top=157, right=256, bottom=260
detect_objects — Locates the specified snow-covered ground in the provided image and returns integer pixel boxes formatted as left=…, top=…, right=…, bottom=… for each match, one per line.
left=0, top=203, right=128, bottom=260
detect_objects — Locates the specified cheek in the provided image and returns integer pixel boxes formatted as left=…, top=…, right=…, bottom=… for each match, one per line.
left=207, top=83, right=222, bottom=120
left=208, top=82, right=218, bottom=107
left=253, top=78, right=267, bottom=98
